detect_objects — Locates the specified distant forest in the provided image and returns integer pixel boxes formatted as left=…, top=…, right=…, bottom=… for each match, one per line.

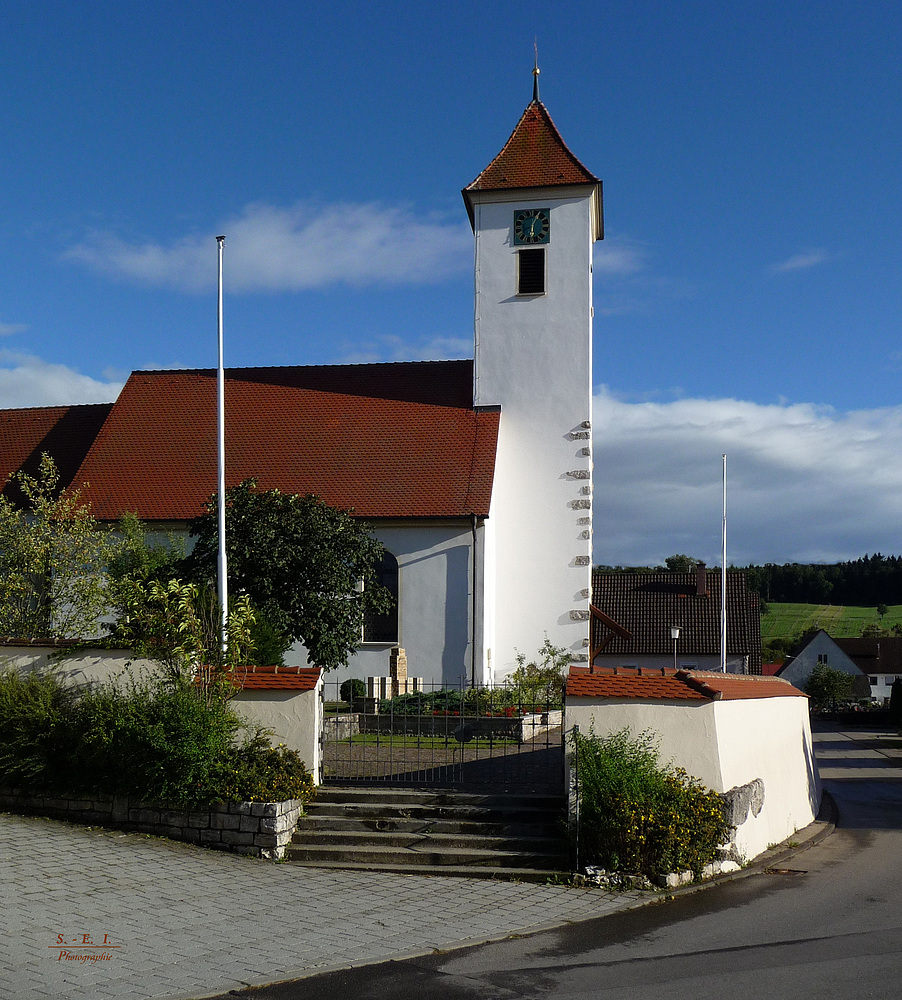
left=743, top=555, right=902, bottom=607
left=597, top=554, right=902, bottom=607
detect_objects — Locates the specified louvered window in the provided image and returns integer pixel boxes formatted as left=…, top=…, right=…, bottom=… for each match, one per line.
left=517, top=248, right=545, bottom=295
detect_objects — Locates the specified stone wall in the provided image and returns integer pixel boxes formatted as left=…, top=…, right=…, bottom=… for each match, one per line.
left=0, top=789, right=303, bottom=860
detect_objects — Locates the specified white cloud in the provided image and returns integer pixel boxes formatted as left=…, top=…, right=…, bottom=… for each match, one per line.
left=64, top=201, right=472, bottom=293
left=593, top=388, right=902, bottom=566
left=594, top=239, right=644, bottom=275
left=769, top=248, right=833, bottom=274
left=0, top=322, right=28, bottom=336
left=0, top=351, right=123, bottom=408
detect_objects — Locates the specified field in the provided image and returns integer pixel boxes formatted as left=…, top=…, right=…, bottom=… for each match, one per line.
left=762, top=603, right=902, bottom=641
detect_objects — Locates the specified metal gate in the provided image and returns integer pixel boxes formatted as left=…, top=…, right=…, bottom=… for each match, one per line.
left=321, top=680, right=564, bottom=793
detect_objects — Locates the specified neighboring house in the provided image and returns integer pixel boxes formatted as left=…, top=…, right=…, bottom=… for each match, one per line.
left=833, top=636, right=902, bottom=702
left=590, top=564, right=762, bottom=674
left=778, top=630, right=870, bottom=699
left=0, top=81, right=602, bottom=688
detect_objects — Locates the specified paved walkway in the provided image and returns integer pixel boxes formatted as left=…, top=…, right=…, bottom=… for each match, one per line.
left=1, top=813, right=648, bottom=1000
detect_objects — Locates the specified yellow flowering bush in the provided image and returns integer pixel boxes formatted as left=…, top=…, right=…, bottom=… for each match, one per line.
left=210, top=733, right=316, bottom=803
left=571, top=728, right=729, bottom=879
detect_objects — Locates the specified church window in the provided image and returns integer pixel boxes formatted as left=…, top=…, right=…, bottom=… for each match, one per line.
left=517, top=248, right=545, bottom=295
left=362, top=551, right=399, bottom=643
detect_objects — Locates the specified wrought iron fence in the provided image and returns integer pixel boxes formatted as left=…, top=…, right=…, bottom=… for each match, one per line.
left=320, top=680, right=564, bottom=792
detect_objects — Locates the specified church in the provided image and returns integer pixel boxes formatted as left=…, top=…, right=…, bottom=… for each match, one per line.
left=0, top=77, right=603, bottom=686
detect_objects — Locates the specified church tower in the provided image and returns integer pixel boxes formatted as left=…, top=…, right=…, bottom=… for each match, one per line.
left=463, top=73, right=602, bottom=679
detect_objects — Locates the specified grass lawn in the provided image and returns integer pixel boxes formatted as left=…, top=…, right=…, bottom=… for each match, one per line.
left=762, top=603, right=902, bottom=641
left=346, top=734, right=516, bottom=747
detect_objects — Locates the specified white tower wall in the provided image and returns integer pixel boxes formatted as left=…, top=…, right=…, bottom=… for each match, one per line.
left=471, top=188, right=595, bottom=678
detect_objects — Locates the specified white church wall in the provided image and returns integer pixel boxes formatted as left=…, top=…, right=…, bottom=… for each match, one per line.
left=298, top=520, right=478, bottom=688
left=472, top=189, right=595, bottom=677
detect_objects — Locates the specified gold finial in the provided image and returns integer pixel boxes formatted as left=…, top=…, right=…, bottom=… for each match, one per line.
left=533, top=39, right=540, bottom=102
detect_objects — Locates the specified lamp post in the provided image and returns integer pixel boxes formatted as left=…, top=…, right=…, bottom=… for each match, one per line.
left=670, top=625, right=681, bottom=672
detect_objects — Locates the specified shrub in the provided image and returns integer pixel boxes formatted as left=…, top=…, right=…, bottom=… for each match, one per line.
left=0, top=670, right=315, bottom=808
left=339, top=678, right=366, bottom=704
left=509, top=636, right=568, bottom=707
left=210, top=732, right=316, bottom=802
left=571, top=728, right=729, bottom=879
left=0, top=669, right=76, bottom=787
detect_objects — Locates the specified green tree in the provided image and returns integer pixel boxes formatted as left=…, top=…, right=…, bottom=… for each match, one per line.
left=0, top=454, right=118, bottom=639
left=108, top=578, right=256, bottom=702
left=663, top=554, right=700, bottom=572
left=805, top=663, right=853, bottom=712
left=183, top=480, right=391, bottom=671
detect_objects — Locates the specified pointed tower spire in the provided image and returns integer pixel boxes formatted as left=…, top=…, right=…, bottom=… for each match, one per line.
left=532, top=41, right=540, bottom=103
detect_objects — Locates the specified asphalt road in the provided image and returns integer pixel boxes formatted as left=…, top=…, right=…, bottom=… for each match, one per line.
left=218, top=723, right=902, bottom=1000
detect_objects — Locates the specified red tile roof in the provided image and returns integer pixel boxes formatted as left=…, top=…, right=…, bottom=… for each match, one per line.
left=232, top=665, right=322, bottom=691
left=73, top=360, right=499, bottom=522
left=465, top=101, right=600, bottom=192
left=568, top=667, right=805, bottom=701
left=0, top=403, right=113, bottom=501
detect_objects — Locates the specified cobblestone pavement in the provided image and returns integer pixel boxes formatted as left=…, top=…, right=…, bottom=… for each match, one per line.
left=1, top=812, right=647, bottom=1000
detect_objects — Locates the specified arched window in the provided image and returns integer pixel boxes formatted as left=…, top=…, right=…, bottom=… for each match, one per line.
left=363, top=551, right=399, bottom=643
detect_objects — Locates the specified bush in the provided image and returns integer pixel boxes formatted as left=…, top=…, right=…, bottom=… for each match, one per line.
left=339, top=678, right=366, bottom=704
left=0, top=670, right=76, bottom=787
left=210, top=733, right=316, bottom=802
left=572, top=728, right=729, bottom=879
left=0, top=669, right=315, bottom=808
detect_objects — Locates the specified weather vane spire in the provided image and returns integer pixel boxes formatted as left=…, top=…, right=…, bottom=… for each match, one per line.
left=532, top=39, right=540, bottom=103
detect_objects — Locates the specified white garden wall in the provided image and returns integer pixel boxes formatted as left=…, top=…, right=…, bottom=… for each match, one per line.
left=565, top=693, right=819, bottom=863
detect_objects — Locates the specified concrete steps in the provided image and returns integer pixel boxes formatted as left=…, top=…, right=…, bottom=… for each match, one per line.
left=287, top=786, right=571, bottom=881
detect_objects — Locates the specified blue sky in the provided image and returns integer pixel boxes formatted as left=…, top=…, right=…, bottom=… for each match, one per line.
left=2, top=1, right=902, bottom=567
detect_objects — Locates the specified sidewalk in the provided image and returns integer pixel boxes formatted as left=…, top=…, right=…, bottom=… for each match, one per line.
left=2, top=812, right=649, bottom=1000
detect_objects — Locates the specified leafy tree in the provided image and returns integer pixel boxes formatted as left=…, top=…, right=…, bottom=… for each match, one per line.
left=108, top=513, right=287, bottom=669
left=663, top=554, right=699, bottom=572
left=877, top=603, right=888, bottom=619
left=183, top=480, right=391, bottom=671
left=805, top=663, right=853, bottom=712
left=108, top=578, right=256, bottom=702
left=0, top=454, right=118, bottom=640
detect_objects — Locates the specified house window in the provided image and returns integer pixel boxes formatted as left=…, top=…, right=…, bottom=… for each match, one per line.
left=362, top=551, right=399, bottom=643
left=517, top=248, right=545, bottom=295
left=869, top=676, right=878, bottom=685
left=817, top=654, right=828, bottom=664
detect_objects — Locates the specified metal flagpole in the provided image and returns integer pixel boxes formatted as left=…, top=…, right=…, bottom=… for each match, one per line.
left=721, top=454, right=727, bottom=672
left=216, top=236, right=228, bottom=656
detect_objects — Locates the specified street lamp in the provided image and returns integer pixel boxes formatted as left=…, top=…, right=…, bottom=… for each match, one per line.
left=670, top=625, right=681, bottom=672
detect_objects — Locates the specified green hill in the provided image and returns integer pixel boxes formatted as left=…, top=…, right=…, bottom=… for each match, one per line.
left=761, top=603, right=902, bottom=642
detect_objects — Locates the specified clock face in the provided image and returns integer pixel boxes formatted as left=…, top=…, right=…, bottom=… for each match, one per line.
left=514, top=208, right=550, bottom=245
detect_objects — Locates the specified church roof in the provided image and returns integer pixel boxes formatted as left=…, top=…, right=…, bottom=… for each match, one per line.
left=464, top=100, right=600, bottom=193
left=0, top=403, right=113, bottom=501
left=72, top=359, right=500, bottom=522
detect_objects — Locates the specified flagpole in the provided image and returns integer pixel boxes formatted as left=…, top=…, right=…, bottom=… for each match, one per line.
left=721, top=453, right=727, bottom=672
left=216, top=235, right=228, bottom=656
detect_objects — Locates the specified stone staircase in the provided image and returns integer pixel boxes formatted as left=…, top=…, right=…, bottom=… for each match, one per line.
left=286, top=786, right=571, bottom=881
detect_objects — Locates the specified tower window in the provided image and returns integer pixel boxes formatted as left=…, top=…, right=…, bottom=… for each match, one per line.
left=517, top=248, right=545, bottom=295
